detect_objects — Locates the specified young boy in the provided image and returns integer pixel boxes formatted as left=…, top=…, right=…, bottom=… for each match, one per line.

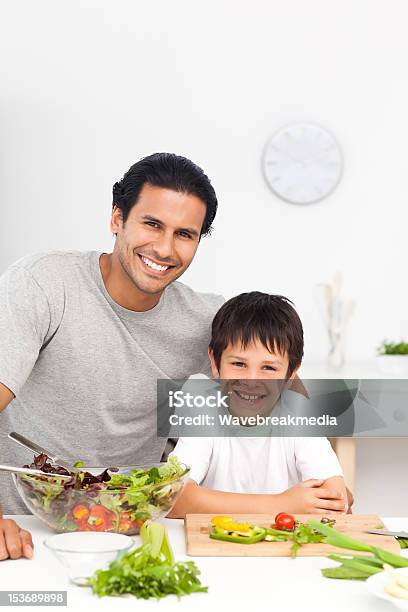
left=168, top=292, right=349, bottom=518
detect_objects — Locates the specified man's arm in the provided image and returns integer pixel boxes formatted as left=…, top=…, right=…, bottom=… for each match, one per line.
left=0, top=264, right=56, bottom=560
left=167, top=478, right=347, bottom=519
left=0, top=382, right=14, bottom=413
left=0, top=384, right=34, bottom=559
left=0, top=264, right=52, bottom=411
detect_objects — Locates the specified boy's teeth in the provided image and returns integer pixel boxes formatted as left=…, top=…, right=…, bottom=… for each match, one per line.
left=236, top=391, right=261, bottom=400
left=141, top=256, right=169, bottom=272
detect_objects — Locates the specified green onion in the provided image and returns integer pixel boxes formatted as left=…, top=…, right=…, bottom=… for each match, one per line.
left=309, top=520, right=408, bottom=580
left=308, top=521, right=373, bottom=552
left=321, top=566, right=371, bottom=580
left=335, top=554, right=384, bottom=568
left=327, top=555, right=382, bottom=575
left=371, top=547, right=408, bottom=568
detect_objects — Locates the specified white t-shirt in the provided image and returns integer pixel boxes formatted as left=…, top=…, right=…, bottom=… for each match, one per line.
left=171, top=436, right=343, bottom=494
left=169, top=376, right=343, bottom=493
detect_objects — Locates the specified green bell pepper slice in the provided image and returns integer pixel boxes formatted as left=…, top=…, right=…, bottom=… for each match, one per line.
left=210, top=525, right=267, bottom=544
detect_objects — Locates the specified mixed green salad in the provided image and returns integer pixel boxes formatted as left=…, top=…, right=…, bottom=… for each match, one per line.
left=15, top=454, right=188, bottom=534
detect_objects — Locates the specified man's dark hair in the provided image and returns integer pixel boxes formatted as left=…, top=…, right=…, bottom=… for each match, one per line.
left=209, top=292, right=304, bottom=377
left=112, top=152, right=218, bottom=237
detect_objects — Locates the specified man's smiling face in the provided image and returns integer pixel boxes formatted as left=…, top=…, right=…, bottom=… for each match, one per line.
left=111, top=183, right=206, bottom=295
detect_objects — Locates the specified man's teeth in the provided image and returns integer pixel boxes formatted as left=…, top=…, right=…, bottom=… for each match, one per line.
left=236, top=390, right=264, bottom=401
left=141, top=256, right=169, bottom=272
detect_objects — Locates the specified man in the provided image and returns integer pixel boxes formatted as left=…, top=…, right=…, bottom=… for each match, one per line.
left=0, top=152, right=224, bottom=559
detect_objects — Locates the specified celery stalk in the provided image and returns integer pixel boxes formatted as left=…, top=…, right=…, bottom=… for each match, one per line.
left=148, top=522, right=165, bottom=557
left=161, top=527, right=175, bottom=565
left=139, top=520, right=173, bottom=563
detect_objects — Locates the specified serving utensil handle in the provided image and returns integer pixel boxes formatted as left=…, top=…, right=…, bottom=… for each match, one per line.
left=0, top=464, right=71, bottom=479
left=8, top=431, right=57, bottom=462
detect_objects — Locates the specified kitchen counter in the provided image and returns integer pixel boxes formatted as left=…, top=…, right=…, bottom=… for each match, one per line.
left=2, top=515, right=408, bottom=611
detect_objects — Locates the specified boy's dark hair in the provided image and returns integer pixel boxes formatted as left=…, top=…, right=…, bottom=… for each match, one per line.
left=112, top=152, right=218, bottom=237
left=209, top=292, right=304, bottom=377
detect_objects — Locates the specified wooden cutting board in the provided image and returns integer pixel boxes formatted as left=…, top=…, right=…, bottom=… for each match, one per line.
left=185, top=514, right=401, bottom=556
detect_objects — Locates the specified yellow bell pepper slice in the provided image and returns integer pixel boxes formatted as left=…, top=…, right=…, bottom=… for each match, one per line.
left=210, top=515, right=251, bottom=532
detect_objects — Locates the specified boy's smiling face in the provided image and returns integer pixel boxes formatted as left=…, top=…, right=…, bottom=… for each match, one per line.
left=209, top=339, right=299, bottom=420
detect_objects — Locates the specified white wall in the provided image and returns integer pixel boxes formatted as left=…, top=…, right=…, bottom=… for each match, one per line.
left=1, top=0, right=407, bottom=364
left=1, top=0, right=408, bottom=516
left=354, top=439, right=408, bottom=516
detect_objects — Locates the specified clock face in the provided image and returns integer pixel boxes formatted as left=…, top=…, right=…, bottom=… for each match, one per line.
left=262, top=123, right=343, bottom=204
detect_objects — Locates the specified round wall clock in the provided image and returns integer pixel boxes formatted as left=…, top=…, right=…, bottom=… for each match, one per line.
left=262, top=123, right=343, bottom=204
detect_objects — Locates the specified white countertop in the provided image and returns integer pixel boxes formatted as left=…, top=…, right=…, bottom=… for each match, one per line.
left=2, top=515, right=408, bottom=612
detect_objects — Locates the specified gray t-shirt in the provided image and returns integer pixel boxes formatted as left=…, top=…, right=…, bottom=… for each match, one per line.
left=0, top=251, right=223, bottom=514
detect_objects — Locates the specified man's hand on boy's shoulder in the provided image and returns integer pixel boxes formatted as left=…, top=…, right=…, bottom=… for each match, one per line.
left=0, top=518, right=34, bottom=560
left=280, top=477, right=348, bottom=514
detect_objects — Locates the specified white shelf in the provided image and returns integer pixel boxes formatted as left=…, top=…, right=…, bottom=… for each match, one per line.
left=299, top=360, right=400, bottom=379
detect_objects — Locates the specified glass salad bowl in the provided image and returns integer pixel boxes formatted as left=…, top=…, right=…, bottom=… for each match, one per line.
left=13, top=457, right=189, bottom=535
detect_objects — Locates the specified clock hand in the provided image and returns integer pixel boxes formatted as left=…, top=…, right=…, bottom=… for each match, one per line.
left=272, top=147, right=301, bottom=163
left=301, top=146, right=338, bottom=165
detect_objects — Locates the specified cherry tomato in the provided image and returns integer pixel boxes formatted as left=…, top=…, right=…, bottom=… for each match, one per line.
left=75, top=519, right=91, bottom=531
left=274, top=512, right=288, bottom=523
left=87, top=505, right=116, bottom=530
left=118, top=511, right=138, bottom=533
left=274, top=513, right=295, bottom=531
left=71, top=504, right=90, bottom=521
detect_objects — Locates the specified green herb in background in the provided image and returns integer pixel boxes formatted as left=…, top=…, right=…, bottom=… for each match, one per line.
left=88, top=521, right=207, bottom=600
left=377, top=340, right=408, bottom=355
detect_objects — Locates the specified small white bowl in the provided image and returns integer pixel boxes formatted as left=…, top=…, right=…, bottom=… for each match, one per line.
left=366, top=567, right=408, bottom=610
left=44, top=532, right=134, bottom=586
